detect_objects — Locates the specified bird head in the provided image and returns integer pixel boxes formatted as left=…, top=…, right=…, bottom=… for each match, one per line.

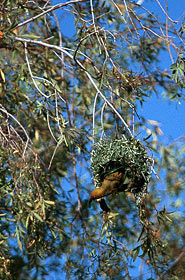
left=89, top=188, right=102, bottom=205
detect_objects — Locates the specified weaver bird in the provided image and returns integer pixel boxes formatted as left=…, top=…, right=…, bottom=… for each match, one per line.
left=90, top=170, right=129, bottom=203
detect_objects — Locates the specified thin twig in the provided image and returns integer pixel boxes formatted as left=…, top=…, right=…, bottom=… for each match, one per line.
left=84, top=67, right=133, bottom=137
left=155, top=0, right=178, bottom=23
left=46, top=111, right=58, bottom=143
left=0, top=105, right=31, bottom=158
left=24, top=42, right=51, bottom=98
left=92, top=92, right=99, bottom=142
left=100, top=102, right=107, bottom=139
left=90, top=0, right=102, bottom=51
left=123, top=0, right=140, bottom=38
left=157, top=250, right=185, bottom=280
left=111, top=0, right=134, bottom=38
left=72, top=156, right=82, bottom=212
left=52, top=9, right=66, bottom=99
left=48, top=141, right=60, bottom=169
left=14, top=0, right=87, bottom=29
left=164, top=0, right=173, bottom=63
left=14, top=36, right=133, bottom=137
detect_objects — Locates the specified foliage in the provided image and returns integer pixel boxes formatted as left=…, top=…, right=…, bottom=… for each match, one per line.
left=0, top=0, right=184, bottom=279
left=91, top=136, right=152, bottom=191
left=170, top=55, right=185, bottom=90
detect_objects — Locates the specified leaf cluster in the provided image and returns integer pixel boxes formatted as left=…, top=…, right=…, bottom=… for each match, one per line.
left=0, top=0, right=184, bottom=279
left=91, top=136, right=152, bottom=195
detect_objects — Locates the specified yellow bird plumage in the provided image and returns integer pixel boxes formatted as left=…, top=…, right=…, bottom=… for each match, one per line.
left=90, top=170, right=127, bottom=202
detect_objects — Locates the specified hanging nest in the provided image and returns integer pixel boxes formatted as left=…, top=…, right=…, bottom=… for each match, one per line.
left=91, top=135, right=152, bottom=206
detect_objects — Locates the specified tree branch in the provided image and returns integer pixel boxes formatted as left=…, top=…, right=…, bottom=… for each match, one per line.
left=157, top=250, right=185, bottom=280
left=14, top=0, right=87, bottom=29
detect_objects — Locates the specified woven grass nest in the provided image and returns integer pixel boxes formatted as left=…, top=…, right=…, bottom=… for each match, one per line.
left=91, top=136, right=152, bottom=201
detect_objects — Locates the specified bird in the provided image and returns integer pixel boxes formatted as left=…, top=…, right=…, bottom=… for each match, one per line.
left=90, top=170, right=129, bottom=204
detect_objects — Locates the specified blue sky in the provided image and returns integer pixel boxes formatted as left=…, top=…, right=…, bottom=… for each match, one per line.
left=140, top=0, right=185, bottom=140
left=52, top=0, right=185, bottom=141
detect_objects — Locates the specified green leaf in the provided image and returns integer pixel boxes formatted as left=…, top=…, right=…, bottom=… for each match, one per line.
left=33, top=212, right=43, bottom=222
left=44, top=200, right=55, bottom=205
